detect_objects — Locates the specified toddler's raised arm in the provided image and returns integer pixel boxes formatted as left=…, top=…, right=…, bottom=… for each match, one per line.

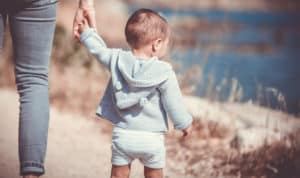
left=80, top=28, right=114, bottom=69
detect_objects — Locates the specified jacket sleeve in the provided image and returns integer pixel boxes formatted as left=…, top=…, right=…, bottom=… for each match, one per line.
left=80, top=28, right=114, bottom=68
left=159, top=70, right=193, bottom=130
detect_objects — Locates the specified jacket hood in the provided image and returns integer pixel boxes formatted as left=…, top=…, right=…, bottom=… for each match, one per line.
left=111, top=51, right=172, bottom=110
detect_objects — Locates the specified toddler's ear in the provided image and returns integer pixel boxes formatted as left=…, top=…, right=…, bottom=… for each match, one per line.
left=152, top=38, right=162, bottom=52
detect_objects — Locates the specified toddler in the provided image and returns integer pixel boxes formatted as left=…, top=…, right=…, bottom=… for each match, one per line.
left=78, top=8, right=193, bottom=178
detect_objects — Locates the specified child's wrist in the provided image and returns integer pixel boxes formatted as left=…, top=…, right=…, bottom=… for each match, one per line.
left=79, top=28, right=95, bottom=42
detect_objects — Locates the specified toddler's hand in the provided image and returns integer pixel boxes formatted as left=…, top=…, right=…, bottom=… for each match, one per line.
left=182, top=124, right=193, bottom=137
left=78, top=18, right=89, bottom=34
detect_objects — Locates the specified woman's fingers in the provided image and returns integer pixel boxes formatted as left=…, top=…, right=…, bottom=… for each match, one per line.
left=83, top=8, right=96, bottom=29
left=73, top=9, right=84, bottom=40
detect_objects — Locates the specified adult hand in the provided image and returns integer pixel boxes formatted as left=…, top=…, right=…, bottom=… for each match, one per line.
left=73, top=0, right=96, bottom=40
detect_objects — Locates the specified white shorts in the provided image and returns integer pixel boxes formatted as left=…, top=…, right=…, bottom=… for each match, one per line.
left=111, top=127, right=166, bottom=169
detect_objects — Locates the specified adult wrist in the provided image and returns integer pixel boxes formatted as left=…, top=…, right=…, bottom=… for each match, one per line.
left=79, top=0, right=94, bottom=9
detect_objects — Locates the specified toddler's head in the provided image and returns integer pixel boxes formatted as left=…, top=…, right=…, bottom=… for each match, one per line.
left=125, top=8, right=170, bottom=58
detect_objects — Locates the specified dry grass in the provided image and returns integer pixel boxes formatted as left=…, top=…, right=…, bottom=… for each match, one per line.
left=49, top=63, right=108, bottom=116
left=229, top=131, right=300, bottom=178
left=166, top=120, right=300, bottom=178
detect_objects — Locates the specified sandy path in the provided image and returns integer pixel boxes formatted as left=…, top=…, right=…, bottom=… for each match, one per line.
left=0, top=89, right=145, bottom=178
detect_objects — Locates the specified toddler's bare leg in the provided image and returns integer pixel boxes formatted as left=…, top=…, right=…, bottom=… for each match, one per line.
left=23, top=174, right=38, bottom=178
left=144, top=167, right=163, bottom=178
left=111, top=164, right=131, bottom=178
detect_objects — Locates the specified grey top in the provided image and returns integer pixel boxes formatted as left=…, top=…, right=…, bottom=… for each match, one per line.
left=80, top=28, right=193, bottom=132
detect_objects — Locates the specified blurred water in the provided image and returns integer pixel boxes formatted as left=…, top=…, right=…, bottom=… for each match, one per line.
left=172, top=50, right=300, bottom=114
left=155, top=8, right=300, bottom=26
left=129, top=7, right=300, bottom=115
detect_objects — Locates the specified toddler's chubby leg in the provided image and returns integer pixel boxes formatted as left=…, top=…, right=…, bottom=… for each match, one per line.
left=144, top=167, right=163, bottom=178
left=23, top=174, right=39, bottom=178
left=111, top=164, right=131, bottom=178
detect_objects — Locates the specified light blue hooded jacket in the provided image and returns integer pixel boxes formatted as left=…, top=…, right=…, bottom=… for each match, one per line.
left=80, top=28, right=193, bottom=132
